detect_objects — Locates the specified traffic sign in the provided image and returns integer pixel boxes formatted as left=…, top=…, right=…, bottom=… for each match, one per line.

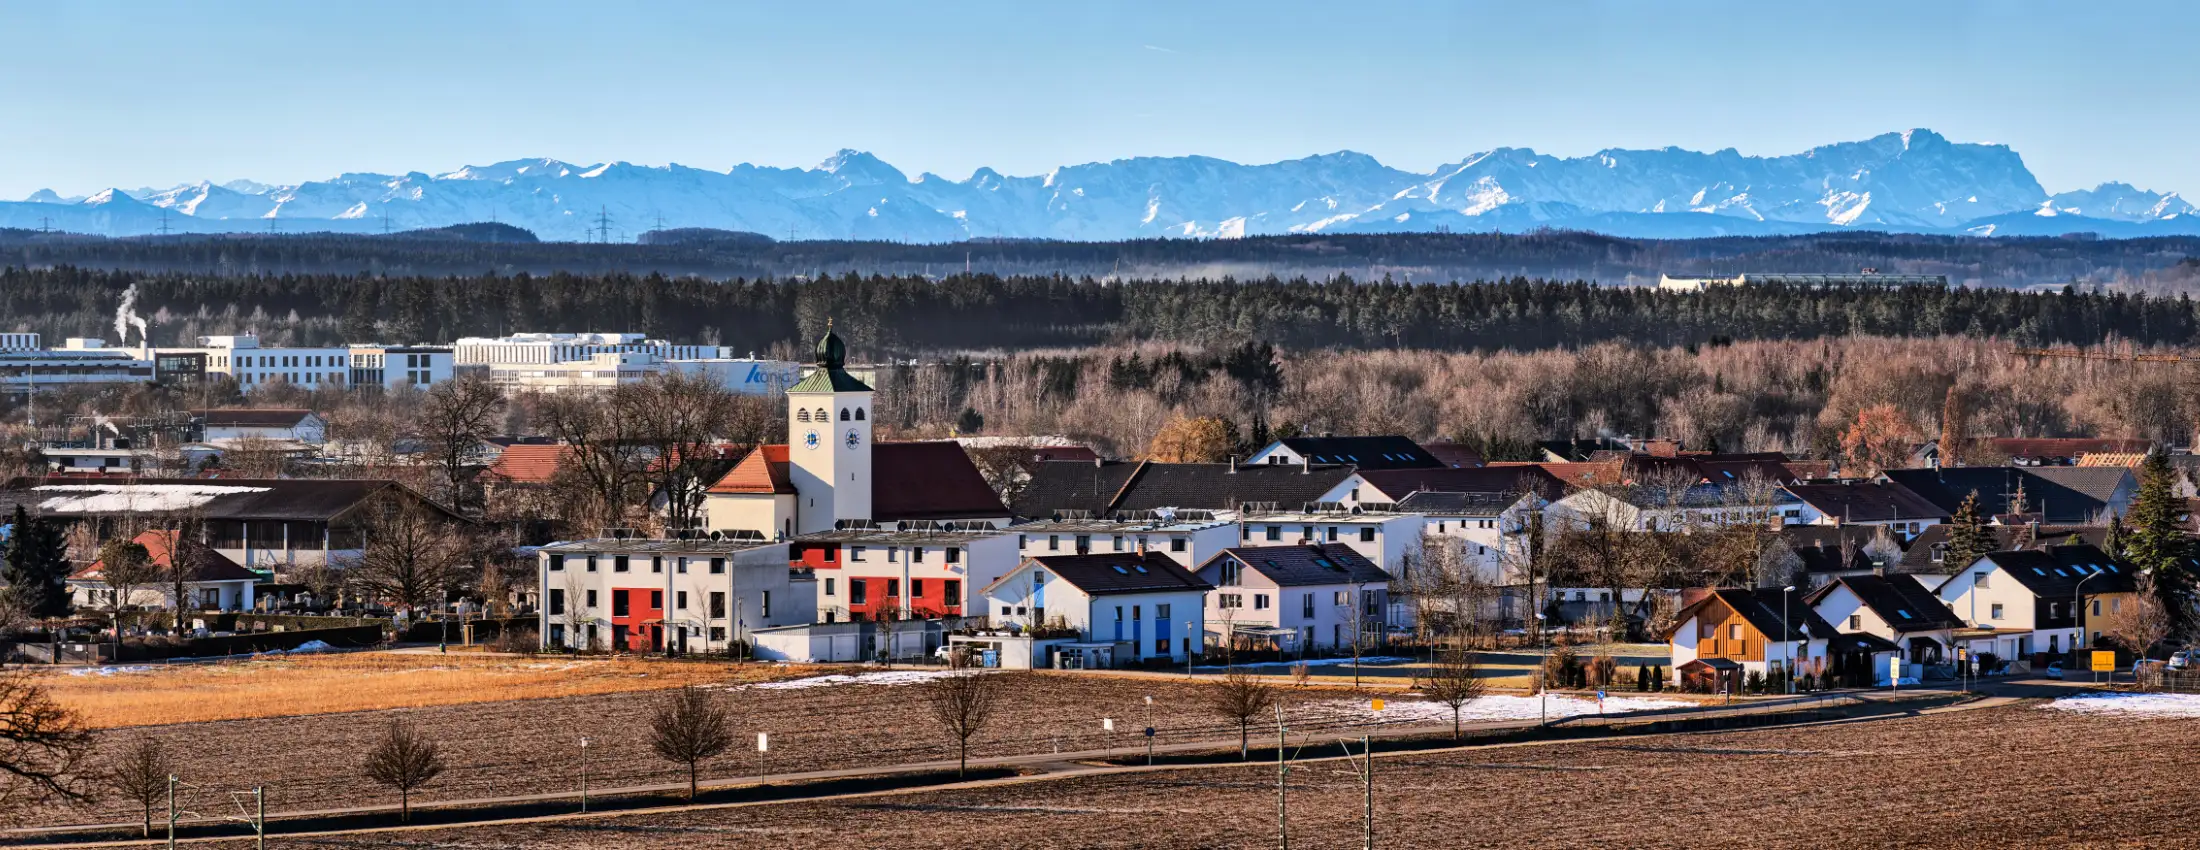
left=1370, top=698, right=1385, bottom=712
left=2092, top=651, right=2116, bottom=672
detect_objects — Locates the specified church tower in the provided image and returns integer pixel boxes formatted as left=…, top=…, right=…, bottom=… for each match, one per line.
left=786, top=325, right=873, bottom=533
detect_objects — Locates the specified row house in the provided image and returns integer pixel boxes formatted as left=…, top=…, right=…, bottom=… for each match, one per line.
left=788, top=527, right=1019, bottom=623
left=1008, top=511, right=1240, bottom=568
left=537, top=537, right=808, bottom=653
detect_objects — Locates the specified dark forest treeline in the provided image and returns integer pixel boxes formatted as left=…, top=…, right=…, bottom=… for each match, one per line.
left=1, top=227, right=2195, bottom=287
left=5, top=265, right=2200, bottom=357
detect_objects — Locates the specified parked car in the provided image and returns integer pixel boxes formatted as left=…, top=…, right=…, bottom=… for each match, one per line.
left=2045, top=661, right=2065, bottom=680
left=2166, top=649, right=2196, bottom=671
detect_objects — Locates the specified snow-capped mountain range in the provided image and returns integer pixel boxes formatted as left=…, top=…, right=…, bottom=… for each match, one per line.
left=6, top=129, right=2196, bottom=241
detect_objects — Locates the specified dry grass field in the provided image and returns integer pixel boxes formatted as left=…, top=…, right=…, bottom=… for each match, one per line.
left=39, top=652, right=821, bottom=728
left=236, top=702, right=2200, bottom=849
left=34, top=669, right=1402, bottom=830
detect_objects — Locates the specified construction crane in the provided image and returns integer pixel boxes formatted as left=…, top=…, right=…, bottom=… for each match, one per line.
left=2013, top=347, right=2193, bottom=364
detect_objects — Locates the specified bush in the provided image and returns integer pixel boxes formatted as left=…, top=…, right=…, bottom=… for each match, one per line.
left=1540, top=642, right=1581, bottom=690
left=492, top=625, right=539, bottom=654
left=1745, top=670, right=1766, bottom=694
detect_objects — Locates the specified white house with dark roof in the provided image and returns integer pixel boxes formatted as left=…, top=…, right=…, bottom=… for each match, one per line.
left=1395, top=490, right=1541, bottom=585
left=1805, top=573, right=1969, bottom=665
left=193, top=408, right=327, bottom=445
left=1935, top=544, right=2138, bottom=664
left=1008, top=511, right=1240, bottom=568
left=1193, top=543, right=1392, bottom=652
left=1245, top=436, right=1442, bottom=470
left=981, top=550, right=1212, bottom=663
left=1234, top=506, right=1422, bottom=582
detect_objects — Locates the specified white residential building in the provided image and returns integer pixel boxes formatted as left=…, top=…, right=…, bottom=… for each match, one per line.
left=981, top=551, right=1212, bottom=664
left=1234, top=507, right=1423, bottom=578
left=1935, top=544, right=2135, bottom=664
left=1193, top=543, right=1391, bottom=652
left=1008, top=512, right=1240, bottom=569
left=791, top=527, right=1019, bottom=623
left=538, top=537, right=809, bottom=653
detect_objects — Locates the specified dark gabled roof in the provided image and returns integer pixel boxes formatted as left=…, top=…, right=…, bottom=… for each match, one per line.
left=1806, top=574, right=1966, bottom=632
left=1270, top=436, right=1441, bottom=470
left=1792, top=543, right=1872, bottom=575
left=1670, top=587, right=1834, bottom=643
left=1827, top=632, right=1903, bottom=654
left=193, top=408, right=318, bottom=428
left=1781, top=524, right=1905, bottom=553
left=1538, top=438, right=1630, bottom=462
left=1785, top=481, right=1948, bottom=523
left=1394, top=490, right=1522, bottom=516
left=1357, top=466, right=1564, bottom=502
left=1419, top=441, right=1484, bottom=469
left=1895, top=524, right=2104, bottom=572
left=1199, top=543, right=1391, bottom=587
left=1012, top=461, right=1354, bottom=518
left=1978, top=545, right=2138, bottom=597
left=1015, top=551, right=1213, bottom=596
left=1879, top=467, right=2112, bottom=525
left=2023, top=467, right=2135, bottom=505
left=1011, top=461, right=1145, bottom=517
left=871, top=442, right=1009, bottom=521
left=0, top=477, right=458, bottom=523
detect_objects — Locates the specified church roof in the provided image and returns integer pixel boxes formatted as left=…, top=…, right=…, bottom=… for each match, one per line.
left=790, top=327, right=871, bottom=393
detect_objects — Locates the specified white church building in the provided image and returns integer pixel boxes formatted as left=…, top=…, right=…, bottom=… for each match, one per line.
left=703, top=327, right=1011, bottom=538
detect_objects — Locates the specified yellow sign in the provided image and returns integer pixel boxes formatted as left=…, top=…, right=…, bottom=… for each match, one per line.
left=2091, top=651, right=2116, bottom=672
left=1370, top=698, right=1386, bottom=712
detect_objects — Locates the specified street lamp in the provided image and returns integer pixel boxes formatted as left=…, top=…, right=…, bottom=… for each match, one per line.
left=1780, top=585, right=1796, bottom=695
left=2075, top=569, right=2104, bottom=662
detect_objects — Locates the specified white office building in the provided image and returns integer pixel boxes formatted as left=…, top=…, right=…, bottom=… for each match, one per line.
left=453, top=332, right=731, bottom=367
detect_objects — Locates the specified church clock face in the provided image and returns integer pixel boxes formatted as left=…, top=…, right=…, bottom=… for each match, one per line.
left=804, top=429, right=821, bottom=450
left=845, top=429, right=862, bottom=449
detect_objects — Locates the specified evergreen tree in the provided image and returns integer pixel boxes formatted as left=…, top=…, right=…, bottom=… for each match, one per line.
left=2101, top=519, right=2127, bottom=560
left=2, top=506, right=73, bottom=619
left=2122, top=452, right=2196, bottom=639
left=1941, top=491, right=1992, bottom=571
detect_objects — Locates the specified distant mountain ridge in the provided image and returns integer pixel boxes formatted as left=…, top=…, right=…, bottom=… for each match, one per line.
left=7, top=129, right=2197, bottom=241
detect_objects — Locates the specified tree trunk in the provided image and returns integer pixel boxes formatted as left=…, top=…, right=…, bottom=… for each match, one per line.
left=1453, top=710, right=1461, bottom=741
left=689, top=763, right=698, bottom=800
left=959, top=740, right=968, bottom=777
left=1240, top=722, right=1250, bottom=760
left=401, top=789, right=410, bottom=823
left=142, top=805, right=151, bottom=838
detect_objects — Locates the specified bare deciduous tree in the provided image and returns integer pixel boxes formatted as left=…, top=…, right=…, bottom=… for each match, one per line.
left=628, top=372, right=741, bottom=534
left=103, top=736, right=170, bottom=837
left=0, top=670, right=94, bottom=816
left=537, top=390, right=655, bottom=533
left=1206, top=669, right=1277, bottom=761
left=416, top=373, right=506, bottom=517
left=920, top=666, right=1002, bottom=777
left=344, top=495, right=469, bottom=613
left=362, top=720, right=445, bottom=823
left=93, top=538, right=155, bottom=619
left=1420, top=650, right=1487, bottom=740
left=648, top=686, right=735, bottom=800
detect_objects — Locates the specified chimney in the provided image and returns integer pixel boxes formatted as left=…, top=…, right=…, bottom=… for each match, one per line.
left=1228, top=456, right=1238, bottom=474
left=1094, top=456, right=1103, bottom=469
left=1301, top=455, right=1311, bottom=475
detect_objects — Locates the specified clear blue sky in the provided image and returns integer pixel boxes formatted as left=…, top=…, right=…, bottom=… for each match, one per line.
left=5, top=1, right=2195, bottom=199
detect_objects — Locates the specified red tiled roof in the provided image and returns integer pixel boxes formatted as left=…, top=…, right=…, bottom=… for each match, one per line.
left=873, top=442, right=1009, bottom=521
left=76, top=530, right=259, bottom=583
left=484, top=444, right=571, bottom=485
left=708, top=445, right=795, bottom=494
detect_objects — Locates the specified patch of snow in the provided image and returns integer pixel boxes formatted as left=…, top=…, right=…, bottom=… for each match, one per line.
left=68, top=665, right=160, bottom=677
left=740, top=669, right=974, bottom=690
left=262, top=640, right=334, bottom=655
left=34, top=484, right=271, bottom=514
left=2043, top=692, right=2200, bottom=717
left=1311, top=693, right=1690, bottom=724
